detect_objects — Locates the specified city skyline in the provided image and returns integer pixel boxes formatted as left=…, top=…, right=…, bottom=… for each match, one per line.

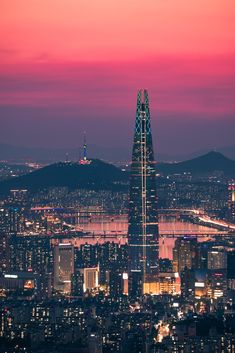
left=0, top=88, right=235, bottom=352
left=1, top=2, right=235, bottom=352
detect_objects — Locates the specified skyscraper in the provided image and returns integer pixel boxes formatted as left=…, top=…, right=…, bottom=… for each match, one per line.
left=128, top=89, right=159, bottom=296
left=228, top=184, right=235, bottom=222
left=173, top=236, right=198, bottom=273
left=53, top=243, right=74, bottom=294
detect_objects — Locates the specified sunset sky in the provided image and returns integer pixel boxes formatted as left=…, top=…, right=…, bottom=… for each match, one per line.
left=0, top=0, right=235, bottom=157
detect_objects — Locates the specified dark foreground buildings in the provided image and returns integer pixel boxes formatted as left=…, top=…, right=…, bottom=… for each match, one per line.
left=128, top=89, right=159, bottom=296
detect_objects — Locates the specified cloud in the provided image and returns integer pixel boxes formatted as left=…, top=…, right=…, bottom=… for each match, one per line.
left=0, top=55, right=234, bottom=115
left=0, top=55, right=234, bottom=154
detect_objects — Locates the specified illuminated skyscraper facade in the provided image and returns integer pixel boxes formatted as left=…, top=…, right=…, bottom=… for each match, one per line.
left=228, top=184, right=235, bottom=222
left=128, top=89, right=159, bottom=296
left=53, top=243, right=74, bottom=294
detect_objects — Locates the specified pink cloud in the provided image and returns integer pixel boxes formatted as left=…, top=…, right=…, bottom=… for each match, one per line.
left=0, top=55, right=234, bottom=119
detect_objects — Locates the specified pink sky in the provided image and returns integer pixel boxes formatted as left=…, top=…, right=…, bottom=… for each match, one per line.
left=1, top=0, right=234, bottom=61
left=0, top=0, right=235, bottom=154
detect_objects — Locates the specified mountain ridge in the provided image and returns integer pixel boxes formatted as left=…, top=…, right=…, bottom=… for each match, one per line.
left=0, top=152, right=234, bottom=195
left=0, top=159, right=128, bottom=194
left=157, top=151, right=235, bottom=175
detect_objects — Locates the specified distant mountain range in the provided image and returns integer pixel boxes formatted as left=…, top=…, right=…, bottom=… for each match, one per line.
left=183, top=146, right=235, bottom=162
left=157, top=151, right=235, bottom=176
left=0, top=151, right=234, bottom=194
left=1, top=142, right=235, bottom=163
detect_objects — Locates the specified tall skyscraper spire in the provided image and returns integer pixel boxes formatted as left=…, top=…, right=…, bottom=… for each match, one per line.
left=128, top=89, right=159, bottom=297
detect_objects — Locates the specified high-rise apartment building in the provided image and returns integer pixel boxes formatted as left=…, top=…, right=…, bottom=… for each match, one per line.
left=228, top=184, right=235, bottom=222
left=128, top=89, right=159, bottom=296
left=207, top=247, right=227, bottom=270
left=173, top=237, right=197, bottom=273
left=79, top=267, right=99, bottom=292
left=227, top=250, right=235, bottom=289
left=9, top=234, right=53, bottom=275
left=53, top=243, right=74, bottom=294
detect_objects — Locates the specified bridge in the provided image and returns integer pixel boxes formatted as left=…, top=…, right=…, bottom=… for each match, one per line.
left=51, top=230, right=231, bottom=249
left=159, top=230, right=228, bottom=238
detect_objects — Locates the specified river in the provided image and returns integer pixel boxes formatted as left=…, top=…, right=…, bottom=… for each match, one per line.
left=77, top=214, right=220, bottom=259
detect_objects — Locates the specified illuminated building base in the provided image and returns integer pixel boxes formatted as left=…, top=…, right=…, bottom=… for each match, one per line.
left=143, top=273, right=181, bottom=295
